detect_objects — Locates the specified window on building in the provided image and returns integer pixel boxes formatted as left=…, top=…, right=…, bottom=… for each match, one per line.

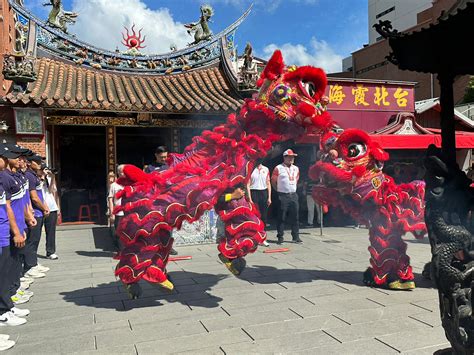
left=376, top=6, right=395, bottom=19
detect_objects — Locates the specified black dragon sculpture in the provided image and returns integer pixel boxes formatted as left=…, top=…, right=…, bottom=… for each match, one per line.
left=424, top=144, right=474, bottom=354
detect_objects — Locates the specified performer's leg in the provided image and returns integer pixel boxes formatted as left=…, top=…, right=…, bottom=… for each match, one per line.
left=116, top=231, right=175, bottom=295
left=366, top=228, right=414, bottom=290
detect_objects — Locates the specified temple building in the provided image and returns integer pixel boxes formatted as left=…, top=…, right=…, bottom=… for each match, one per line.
left=0, top=0, right=260, bottom=222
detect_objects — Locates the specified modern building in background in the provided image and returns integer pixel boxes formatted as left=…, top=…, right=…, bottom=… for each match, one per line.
left=336, top=0, right=470, bottom=105
left=368, top=0, right=432, bottom=44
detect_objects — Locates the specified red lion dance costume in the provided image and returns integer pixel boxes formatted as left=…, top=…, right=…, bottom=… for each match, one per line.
left=309, top=126, right=426, bottom=289
left=114, top=50, right=334, bottom=298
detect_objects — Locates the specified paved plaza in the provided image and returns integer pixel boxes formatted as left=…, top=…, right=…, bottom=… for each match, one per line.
left=2, top=225, right=449, bottom=354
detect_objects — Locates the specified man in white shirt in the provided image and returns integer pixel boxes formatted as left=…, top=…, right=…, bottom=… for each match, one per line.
left=271, top=149, right=302, bottom=244
left=247, top=162, right=271, bottom=246
left=108, top=165, right=125, bottom=250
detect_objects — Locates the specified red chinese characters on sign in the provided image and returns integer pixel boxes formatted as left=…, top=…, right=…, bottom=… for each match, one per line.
left=326, top=80, right=415, bottom=112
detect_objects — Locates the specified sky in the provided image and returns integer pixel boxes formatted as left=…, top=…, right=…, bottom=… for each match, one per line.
left=25, top=0, right=368, bottom=73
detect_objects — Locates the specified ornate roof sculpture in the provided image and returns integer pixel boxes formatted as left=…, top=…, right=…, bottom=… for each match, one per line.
left=184, top=5, right=214, bottom=46
left=44, top=0, right=78, bottom=34
left=122, top=25, right=146, bottom=56
left=7, top=0, right=249, bottom=75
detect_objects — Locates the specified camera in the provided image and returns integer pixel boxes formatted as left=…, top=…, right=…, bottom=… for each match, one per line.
left=43, top=166, right=58, bottom=174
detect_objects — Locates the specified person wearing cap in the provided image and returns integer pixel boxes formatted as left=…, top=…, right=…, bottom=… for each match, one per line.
left=0, top=145, right=29, bottom=331
left=271, top=149, right=302, bottom=244
left=22, top=154, right=50, bottom=277
left=1, top=146, right=35, bottom=306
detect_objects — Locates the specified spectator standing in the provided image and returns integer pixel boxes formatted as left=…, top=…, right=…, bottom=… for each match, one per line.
left=144, top=146, right=169, bottom=173
left=108, top=165, right=125, bottom=250
left=247, top=162, right=271, bottom=246
left=304, top=177, right=322, bottom=227
left=0, top=145, right=29, bottom=333
left=143, top=146, right=177, bottom=255
left=42, top=166, right=60, bottom=260
left=23, top=155, right=50, bottom=277
left=271, top=149, right=302, bottom=244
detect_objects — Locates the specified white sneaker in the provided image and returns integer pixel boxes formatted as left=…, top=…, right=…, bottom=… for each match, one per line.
left=19, top=282, right=30, bottom=290
left=17, top=289, right=33, bottom=298
left=33, top=264, right=50, bottom=273
left=0, top=335, right=9, bottom=341
left=0, top=339, right=15, bottom=351
left=11, top=307, right=30, bottom=317
left=262, top=240, right=270, bottom=247
left=11, top=294, right=30, bottom=305
left=25, top=269, right=46, bottom=278
left=19, top=277, right=34, bottom=284
left=47, top=254, right=59, bottom=260
left=0, top=311, right=27, bottom=326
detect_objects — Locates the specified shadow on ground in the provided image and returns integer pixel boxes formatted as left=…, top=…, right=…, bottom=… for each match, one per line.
left=59, top=271, right=227, bottom=310
left=92, top=226, right=117, bottom=252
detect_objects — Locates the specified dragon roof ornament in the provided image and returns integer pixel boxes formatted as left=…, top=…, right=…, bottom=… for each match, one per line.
left=9, top=0, right=251, bottom=74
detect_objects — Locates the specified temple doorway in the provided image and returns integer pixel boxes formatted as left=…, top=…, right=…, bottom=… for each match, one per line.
left=115, top=127, right=172, bottom=169
left=55, top=125, right=107, bottom=223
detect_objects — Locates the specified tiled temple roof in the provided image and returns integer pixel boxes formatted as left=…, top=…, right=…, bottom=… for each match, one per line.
left=4, top=58, right=243, bottom=113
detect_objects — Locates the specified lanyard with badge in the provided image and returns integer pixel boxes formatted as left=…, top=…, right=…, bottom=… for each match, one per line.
left=285, top=165, right=296, bottom=185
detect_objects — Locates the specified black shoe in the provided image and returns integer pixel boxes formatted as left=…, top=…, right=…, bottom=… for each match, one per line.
left=170, top=248, right=178, bottom=255
left=276, top=238, right=283, bottom=245
left=293, top=238, right=303, bottom=243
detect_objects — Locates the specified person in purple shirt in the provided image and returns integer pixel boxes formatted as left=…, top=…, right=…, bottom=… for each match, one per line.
left=23, top=154, right=50, bottom=276
left=0, top=145, right=29, bottom=328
